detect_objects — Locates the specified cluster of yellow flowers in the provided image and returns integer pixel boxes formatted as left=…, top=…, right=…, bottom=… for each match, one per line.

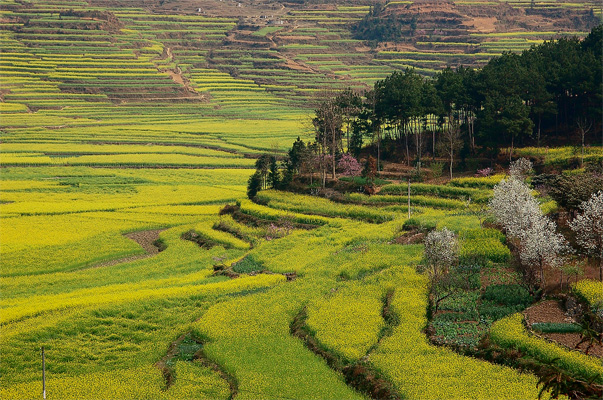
left=0, top=362, right=230, bottom=400
left=0, top=366, right=166, bottom=400
left=192, top=219, right=251, bottom=250
left=306, top=282, right=385, bottom=362
left=449, top=174, right=505, bottom=189
left=490, top=313, right=603, bottom=383
left=238, top=199, right=335, bottom=226
left=256, top=190, right=397, bottom=222
left=2, top=272, right=284, bottom=325
left=0, top=153, right=255, bottom=168
left=573, top=279, right=603, bottom=309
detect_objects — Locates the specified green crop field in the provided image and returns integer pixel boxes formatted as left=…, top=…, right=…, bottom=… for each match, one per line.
left=1, top=0, right=601, bottom=398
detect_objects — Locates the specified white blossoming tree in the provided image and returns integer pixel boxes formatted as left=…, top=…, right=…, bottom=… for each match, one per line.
left=424, top=228, right=459, bottom=273
left=518, top=212, right=571, bottom=289
left=489, top=177, right=541, bottom=239
left=570, top=191, right=603, bottom=281
left=509, top=157, right=533, bottom=180
left=424, top=228, right=461, bottom=312
left=489, top=175, right=570, bottom=293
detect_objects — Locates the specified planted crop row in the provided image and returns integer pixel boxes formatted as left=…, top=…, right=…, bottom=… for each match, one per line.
left=379, top=182, right=492, bottom=202
left=490, top=313, right=603, bottom=383
left=257, top=190, right=398, bottom=222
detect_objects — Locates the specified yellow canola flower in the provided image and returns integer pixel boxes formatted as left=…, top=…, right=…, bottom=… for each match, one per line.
left=574, top=279, right=603, bottom=309
left=371, top=266, right=547, bottom=400
left=491, top=313, right=603, bottom=384
left=1, top=362, right=229, bottom=400
left=1, top=273, right=285, bottom=324
left=306, top=283, right=384, bottom=362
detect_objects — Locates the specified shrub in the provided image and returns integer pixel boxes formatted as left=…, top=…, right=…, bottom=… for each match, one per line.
left=531, top=322, right=582, bottom=334
left=509, top=158, right=533, bottom=180
left=403, top=217, right=436, bottom=232
left=481, top=284, right=533, bottom=307
left=232, top=255, right=264, bottom=273
left=430, top=161, right=445, bottom=179
left=478, top=301, right=525, bottom=321
left=475, top=167, right=493, bottom=177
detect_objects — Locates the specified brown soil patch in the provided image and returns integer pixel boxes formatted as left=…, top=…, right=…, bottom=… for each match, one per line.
left=468, top=17, right=498, bottom=33
left=544, top=261, right=601, bottom=294
left=277, top=55, right=317, bottom=74
left=524, top=300, right=603, bottom=359
left=167, top=70, right=185, bottom=86
left=86, top=229, right=165, bottom=269
left=354, top=46, right=371, bottom=53
left=278, top=35, right=315, bottom=41
left=543, top=332, right=603, bottom=358
left=125, top=229, right=164, bottom=254
left=525, top=300, right=573, bottom=324
left=392, top=230, right=425, bottom=245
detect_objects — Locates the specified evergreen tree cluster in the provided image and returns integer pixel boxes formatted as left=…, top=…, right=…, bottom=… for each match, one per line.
left=351, top=3, right=418, bottom=42
left=344, top=26, right=602, bottom=166
left=248, top=26, right=601, bottom=198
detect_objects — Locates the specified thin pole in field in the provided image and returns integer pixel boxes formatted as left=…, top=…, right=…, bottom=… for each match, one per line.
left=42, top=347, right=46, bottom=399
left=407, top=178, right=411, bottom=219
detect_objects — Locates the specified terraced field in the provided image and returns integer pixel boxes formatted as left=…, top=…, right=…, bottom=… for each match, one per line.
left=3, top=162, right=559, bottom=399
left=1, top=0, right=601, bottom=399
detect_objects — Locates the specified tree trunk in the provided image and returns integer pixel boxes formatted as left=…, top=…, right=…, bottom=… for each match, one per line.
left=599, top=250, right=603, bottom=282
left=537, top=115, right=541, bottom=147
left=449, top=145, right=453, bottom=180
left=331, top=147, right=336, bottom=179
left=377, top=127, right=381, bottom=172
left=346, top=121, right=350, bottom=154
left=540, top=258, right=546, bottom=291
left=405, top=132, right=410, bottom=167
left=509, top=136, right=514, bottom=162
left=432, top=126, right=435, bottom=161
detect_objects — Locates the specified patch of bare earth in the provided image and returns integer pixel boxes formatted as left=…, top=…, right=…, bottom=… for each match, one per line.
left=524, top=300, right=603, bottom=358
left=86, top=229, right=166, bottom=269
left=544, top=261, right=601, bottom=294
left=468, top=17, right=497, bottom=33
left=525, top=300, right=572, bottom=324
left=392, top=230, right=425, bottom=245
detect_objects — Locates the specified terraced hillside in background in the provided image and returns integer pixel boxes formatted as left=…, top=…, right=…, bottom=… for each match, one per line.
left=1, top=0, right=600, bottom=121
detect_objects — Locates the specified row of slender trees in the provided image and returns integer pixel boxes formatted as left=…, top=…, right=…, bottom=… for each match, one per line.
left=310, top=25, right=602, bottom=182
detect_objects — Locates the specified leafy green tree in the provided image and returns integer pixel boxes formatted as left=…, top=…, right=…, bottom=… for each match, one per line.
left=255, top=154, right=271, bottom=189
left=268, top=156, right=280, bottom=189
left=247, top=171, right=262, bottom=199
left=335, top=89, right=363, bottom=153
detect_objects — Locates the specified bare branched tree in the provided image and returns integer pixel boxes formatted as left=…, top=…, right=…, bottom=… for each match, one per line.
left=438, top=120, right=463, bottom=180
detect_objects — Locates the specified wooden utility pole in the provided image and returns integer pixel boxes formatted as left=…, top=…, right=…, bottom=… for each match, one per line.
left=41, top=347, right=46, bottom=399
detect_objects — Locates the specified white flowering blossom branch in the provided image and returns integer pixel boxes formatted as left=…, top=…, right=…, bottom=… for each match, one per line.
left=570, top=191, right=603, bottom=281
left=489, top=174, right=571, bottom=292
